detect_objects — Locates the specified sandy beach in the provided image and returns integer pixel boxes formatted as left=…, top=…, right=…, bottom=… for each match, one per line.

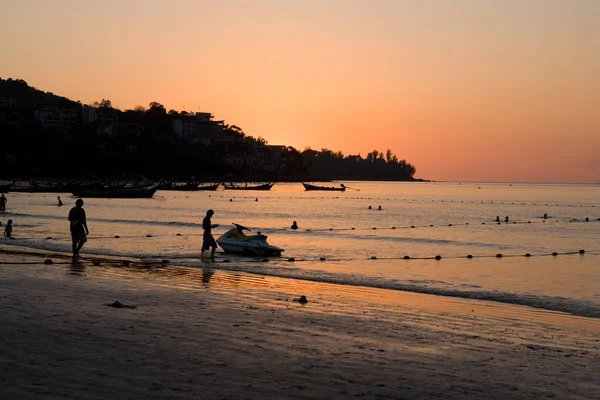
left=1, top=249, right=599, bottom=399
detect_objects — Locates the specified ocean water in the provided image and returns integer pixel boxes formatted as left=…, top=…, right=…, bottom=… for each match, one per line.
left=1, top=181, right=599, bottom=318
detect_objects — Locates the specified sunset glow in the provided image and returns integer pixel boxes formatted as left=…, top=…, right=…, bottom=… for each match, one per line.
left=1, top=0, right=599, bottom=182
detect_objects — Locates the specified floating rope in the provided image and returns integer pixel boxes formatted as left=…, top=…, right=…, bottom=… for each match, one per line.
left=1, top=249, right=596, bottom=267
left=5, top=215, right=599, bottom=243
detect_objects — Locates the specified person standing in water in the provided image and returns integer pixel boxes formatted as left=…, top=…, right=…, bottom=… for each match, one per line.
left=4, top=219, right=13, bottom=237
left=201, top=209, right=218, bottom=261
left=68, top=199, right=89, bottom=261
left=0, top=194, right=7, bottom=211
left=57, top=196, right=63, bottom=206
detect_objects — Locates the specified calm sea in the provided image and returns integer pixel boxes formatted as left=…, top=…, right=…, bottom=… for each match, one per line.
left=1, top=181, right=599, bottom=318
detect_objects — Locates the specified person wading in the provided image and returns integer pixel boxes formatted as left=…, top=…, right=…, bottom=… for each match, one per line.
left=68, top=199, right=89, bottom=262
left=201, top=209, right=218, bottom=261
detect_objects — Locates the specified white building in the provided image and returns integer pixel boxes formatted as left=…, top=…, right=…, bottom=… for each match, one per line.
left=82, top=105, right=118, bottom=125
left=172, top=112, right=224, bottom=145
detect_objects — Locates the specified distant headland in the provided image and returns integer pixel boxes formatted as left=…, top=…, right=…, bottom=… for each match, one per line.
left=0, top=77, right=422, bottom=182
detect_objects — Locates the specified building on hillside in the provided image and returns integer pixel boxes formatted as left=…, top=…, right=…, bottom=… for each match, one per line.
left=172, top=112, right=224, bottom=145
left=101, top=122, right=144, bottom=138
left=34, top=108, right=78, bottom=131
left=0, top=99, right=17, bottom=109
left=82, top=106, right=119, bottom=125
left=0, top=99, right=19, bottom=126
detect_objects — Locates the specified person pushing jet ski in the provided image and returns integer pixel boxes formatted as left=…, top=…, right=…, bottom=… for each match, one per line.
left=201, top=209, right=219, bottom=261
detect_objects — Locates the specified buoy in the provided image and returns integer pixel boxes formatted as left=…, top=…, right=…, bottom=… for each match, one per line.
left=552, top=252, right=558, bottom=256
left=262, top=258, right=269, bottom=262
left=466, top=255, right=473, bottom=259
left=46, top=236, right=52, bottom=240
left=392, top=226, right=396, bottom=229
left=120, top=260, right=130, bottom=266
left=93, top=259, right=101, bottom=266
left=329, top=228, right=333, bottom=231
left=43, top=259, right=53, bottom=265
left=146, top=234, right=152, bottom=238
left=496, top=254, right=502, bottom=258
left=288, top=257, right=295, bottom=262
left=161, top=259, right=169, bottom=264
left=114, top=235, right=120, bottom=238
left=579, top=249, right=585, bottom=254
left=319, top=257, right=326, bottom=261
left=298, top=295, right=308, bottom=304
left=222, top=259, right=230, bottom=263
left=525, top=253, right=531, bottom=257
left=351, top=227, right=355, bottom=230
left=435, top=255, right=442, bottom=260
left=370, top=256, right=377, bottom=260
left=403, top=255, right=410, bottom=260
left=176, top=233, right=181, bottom=236
left=411, top=225, right=415, bottom=228
left=448, top=224, right=453, bottom=226
left=372, top=227, right=377, bottom=230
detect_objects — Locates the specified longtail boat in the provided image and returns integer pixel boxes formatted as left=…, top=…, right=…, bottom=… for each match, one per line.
left=223, top=182, right=275, bottom=191
left=302, top=182, right=346, bottom=192
left=72, top=182, right=160, bottom=198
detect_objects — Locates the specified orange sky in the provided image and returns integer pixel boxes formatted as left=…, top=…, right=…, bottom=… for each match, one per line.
left=1, top=0, right=599, bottom=182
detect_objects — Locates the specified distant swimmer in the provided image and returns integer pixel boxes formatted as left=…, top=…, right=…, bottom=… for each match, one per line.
left=495, top=216, right=500, bottom=222
left=378, top=205, right=382, bottom=211
left=57, top=196, right=63, bottom=207
left=543, top=213, right=548, bottom=219
left=291, top=221, right=298, bottom=230
left=0, top=194, right=7, bottom=211
left=505, top=216, right=509, bottom=223
left=368, top=205, right=372, bottom=210
left=4, top=219, right=13, bottom=237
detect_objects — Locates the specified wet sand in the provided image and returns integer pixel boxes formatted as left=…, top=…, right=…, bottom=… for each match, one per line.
left=1, top=250, right=599, bottom=399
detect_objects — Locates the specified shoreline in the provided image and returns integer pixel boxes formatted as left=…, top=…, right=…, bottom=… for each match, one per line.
left=1, top=251, right=599, bottom=399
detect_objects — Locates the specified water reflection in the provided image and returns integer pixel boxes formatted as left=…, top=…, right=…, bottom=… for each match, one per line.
left=201, top=268, right=214, bottom=284
left=69, top=260, right=85, bottom=277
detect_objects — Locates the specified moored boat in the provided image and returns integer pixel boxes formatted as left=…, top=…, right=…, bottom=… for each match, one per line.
left=9, top=180, right=81, bottom=193
left=72, top=182, right=160, bottom=198
left=196, top=182, right=220, bottom=191
left=302, top=182, right=346, bottom=192
left=223, top=182, right=275, bottom=191
left=160, top=182, right=220, bottom=191
left=0, top=182, right=13, bottom=193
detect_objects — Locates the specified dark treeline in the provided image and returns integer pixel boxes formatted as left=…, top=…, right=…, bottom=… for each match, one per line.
left=0, top=78, right=420, bottom=182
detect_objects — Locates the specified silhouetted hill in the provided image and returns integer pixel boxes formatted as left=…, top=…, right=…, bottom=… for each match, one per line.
left=0, top=77, right=421, bottom=182
left=0, top=77, right=80, bottom=109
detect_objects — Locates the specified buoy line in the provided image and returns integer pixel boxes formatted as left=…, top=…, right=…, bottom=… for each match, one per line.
left=206, top=194, right=599, bottom=209
left=6, top=216, right=600, bottom=243
left=1, top=249, right=596, bottom=267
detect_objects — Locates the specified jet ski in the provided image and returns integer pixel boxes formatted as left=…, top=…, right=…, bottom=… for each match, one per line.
left=217, top=223, right=284, bottom=257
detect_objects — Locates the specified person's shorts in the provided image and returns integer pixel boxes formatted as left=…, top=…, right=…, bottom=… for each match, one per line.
left=70, top=225, right=87, bottom=243
left=202, top=234, right=216, bottom=250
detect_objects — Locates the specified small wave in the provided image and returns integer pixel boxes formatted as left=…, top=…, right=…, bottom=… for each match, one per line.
left=192, top=262, right=600, bottom=319
left=291, top=229, right=511, bottom=249
left=6, top=212, right=203, bottom=228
